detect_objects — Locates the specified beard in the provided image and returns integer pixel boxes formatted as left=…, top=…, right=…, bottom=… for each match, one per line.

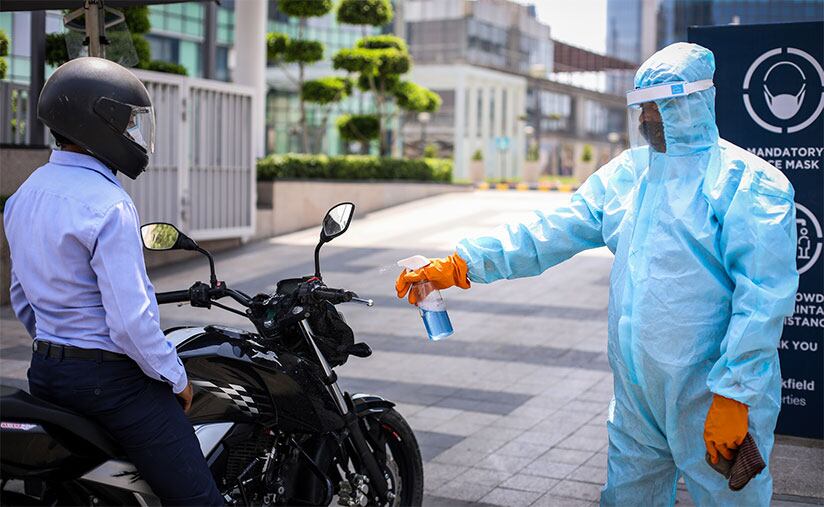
left=639, top=120, right=667, bottom=153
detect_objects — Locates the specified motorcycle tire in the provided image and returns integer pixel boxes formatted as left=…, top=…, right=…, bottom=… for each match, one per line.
left=365, top=408, right=424, bottom=507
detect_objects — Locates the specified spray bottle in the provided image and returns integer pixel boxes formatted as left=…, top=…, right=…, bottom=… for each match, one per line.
left=397, top=255, right=454, bottom=341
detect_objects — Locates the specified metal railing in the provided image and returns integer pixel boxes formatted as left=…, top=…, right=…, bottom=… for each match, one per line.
left=121, top=70, right=256, bottom=241
left=1, top=72, right=256, bottom=241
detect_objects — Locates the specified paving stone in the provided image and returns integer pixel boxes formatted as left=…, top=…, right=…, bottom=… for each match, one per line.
left=537, top=448, right=595, bottom=466
left=582, top=452, right=608, bottom=468
left=532, top=493, right=598, bottom=507
left=474, top=454, right=532, bottom=473
left=479, top=486, right=542, bottom=507
left=416, top=406, right=465, bottom=420
left=433, top=448, right=490, bottom=467
left=449, top=436, right=508, bottom=455
left=457, top=467, right=512, bottom=486
left=521, top=461, right=579, bottom=480
left=471, top=426, right=524, bottom=442
left=433, top=479, right=496, bottom=503
left=569, top=465, right=607, bottom=486
left=557, top=434, right=607, bottom=452
left=433, top=418, right=486, bottom=437
left=550, top=479, right=603, bottom=502
left=497, top=440, right=553, bottom=459
left=500, top=474, right=559, bottom=493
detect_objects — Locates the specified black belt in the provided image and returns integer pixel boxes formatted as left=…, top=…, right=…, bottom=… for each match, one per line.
left=33, top=341, right=129, bottom=362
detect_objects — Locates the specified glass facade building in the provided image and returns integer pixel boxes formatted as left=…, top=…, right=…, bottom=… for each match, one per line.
left=607, top=0, right=824, bottom=63
left=146, top=1, right=235, bottom=80
left=657, top=0, right=824, bottom=48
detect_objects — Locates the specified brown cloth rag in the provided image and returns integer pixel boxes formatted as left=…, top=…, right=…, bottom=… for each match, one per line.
left=705, top=433, right=767, bottom=491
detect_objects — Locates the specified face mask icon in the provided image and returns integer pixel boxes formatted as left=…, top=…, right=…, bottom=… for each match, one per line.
left=763, top=61, right=806, bottom=120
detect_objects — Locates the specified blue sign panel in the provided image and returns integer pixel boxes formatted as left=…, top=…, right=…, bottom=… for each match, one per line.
left=690, top=22, right=823, bottom=439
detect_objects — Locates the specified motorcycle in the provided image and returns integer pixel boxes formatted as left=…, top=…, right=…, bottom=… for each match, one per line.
left=0, top=202, right=424, bottom=506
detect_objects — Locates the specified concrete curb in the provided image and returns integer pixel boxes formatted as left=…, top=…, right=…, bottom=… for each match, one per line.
left=476, top=182, right=580, bottom=192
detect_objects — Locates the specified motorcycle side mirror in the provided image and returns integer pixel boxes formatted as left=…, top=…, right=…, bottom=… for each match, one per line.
left=140, top=222, right=198, bottom=252
left=140, top=222, right=218, bottom=287
left=314, top=202, right=355, bottom=279
left=320, top=202, right=355, bottom=243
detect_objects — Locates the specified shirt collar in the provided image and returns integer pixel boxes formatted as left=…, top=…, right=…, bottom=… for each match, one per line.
left=49, top=150, right=121, bottom=187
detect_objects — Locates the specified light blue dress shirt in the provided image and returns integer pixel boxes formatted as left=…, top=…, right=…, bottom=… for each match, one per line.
left=4, top=150, right=187, bottom=393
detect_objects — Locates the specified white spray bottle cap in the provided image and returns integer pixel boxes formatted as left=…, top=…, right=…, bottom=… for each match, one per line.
left=397, top=255, right=431, bottom=271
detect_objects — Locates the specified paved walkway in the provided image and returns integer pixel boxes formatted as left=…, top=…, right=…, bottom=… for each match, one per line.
left=1, top=191, right=822, bottom=506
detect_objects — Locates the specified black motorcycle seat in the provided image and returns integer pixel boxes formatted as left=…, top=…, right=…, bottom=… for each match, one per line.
left=0, top=385, right=123, bottom=458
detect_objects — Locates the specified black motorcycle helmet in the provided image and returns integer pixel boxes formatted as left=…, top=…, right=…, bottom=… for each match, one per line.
left=37, top=57, right=155, bottom=180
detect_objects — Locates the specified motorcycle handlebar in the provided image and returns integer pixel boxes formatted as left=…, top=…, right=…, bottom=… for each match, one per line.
left=156, top=290, right=190, bottom=305
left=312, top=287, right=354, bottom=304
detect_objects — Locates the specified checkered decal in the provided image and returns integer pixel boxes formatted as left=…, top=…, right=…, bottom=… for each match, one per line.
left=192, top=380, right=260, bottom=415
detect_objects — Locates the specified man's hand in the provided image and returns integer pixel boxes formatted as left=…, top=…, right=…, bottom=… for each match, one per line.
left=704, top=394, right=748, bottom=464
left=176, top=381, right=194, bottom=413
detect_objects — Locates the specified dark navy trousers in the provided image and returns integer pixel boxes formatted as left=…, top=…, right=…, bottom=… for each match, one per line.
left=28, top=351, right=224, bottom=506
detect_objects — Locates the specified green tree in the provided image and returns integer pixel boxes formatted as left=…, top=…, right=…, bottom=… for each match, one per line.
left=267, top=0, right=335, bottom=153
left=0, top=29, right=9, bottom=80
left=302, top=76, right=353, bottom=152
left=333, top=10, right=440, bottom=156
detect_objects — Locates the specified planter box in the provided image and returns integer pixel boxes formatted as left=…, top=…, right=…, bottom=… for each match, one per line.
left=255, top=180, right=471, bottom=239
left=469, top=161, right=485, bottom=182
left=523, top=161, right=541, bottom=183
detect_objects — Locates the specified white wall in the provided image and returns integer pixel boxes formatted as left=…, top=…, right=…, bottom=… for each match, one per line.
left=410, top=64, right=528, bottom=182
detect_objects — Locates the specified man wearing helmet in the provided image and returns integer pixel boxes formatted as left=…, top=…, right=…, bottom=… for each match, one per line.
left=4, top=57, right=223, bottom=505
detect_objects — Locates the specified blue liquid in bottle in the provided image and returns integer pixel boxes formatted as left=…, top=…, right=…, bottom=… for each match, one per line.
left=420, top=308, right=453, bottom=341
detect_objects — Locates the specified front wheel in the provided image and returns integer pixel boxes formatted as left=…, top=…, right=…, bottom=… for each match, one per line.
left=361, top=408, right=423, bottom=507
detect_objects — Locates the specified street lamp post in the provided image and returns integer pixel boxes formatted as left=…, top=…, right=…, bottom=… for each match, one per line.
left=417, top=111, right=431, bottom=157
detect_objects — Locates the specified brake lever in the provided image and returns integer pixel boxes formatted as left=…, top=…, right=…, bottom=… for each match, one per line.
left=350, top=297, right=374, bottom=307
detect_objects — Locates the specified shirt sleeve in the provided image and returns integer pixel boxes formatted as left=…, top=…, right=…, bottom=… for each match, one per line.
left=707, top=187, right=799, bottom=407
left=10, top=265, right=36, bottom=338
left=456, top=165, right=613, bottom=284
left=89, top=201, right=188, bottom=393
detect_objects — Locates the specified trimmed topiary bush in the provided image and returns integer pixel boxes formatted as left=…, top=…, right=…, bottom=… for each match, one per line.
left=143, top=60, right=188, bottom=75
left=284, top=39, right=324, bottom=64
left=337, top=114, right=380, bottom=142
left=278, top=0, right=334, bottom=18
left=257, top=155, right=452, bottom=183
left=302, top=77, right=352, bottom=104
left=337, top=0, right=393, bottom=26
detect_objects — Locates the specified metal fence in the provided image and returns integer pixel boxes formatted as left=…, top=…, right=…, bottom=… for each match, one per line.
left=1, top=71, right=254, bottom=241
left=0, top=81, right=30, bottom=145
left=122, top=70, right=255, bottom=241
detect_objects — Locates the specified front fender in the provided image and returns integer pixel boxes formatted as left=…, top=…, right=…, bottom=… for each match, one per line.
left=350, top=393, right=395, bottom=416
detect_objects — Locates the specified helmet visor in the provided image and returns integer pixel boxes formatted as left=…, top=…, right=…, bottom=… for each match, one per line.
left=126, top=106, right=155, bottom=154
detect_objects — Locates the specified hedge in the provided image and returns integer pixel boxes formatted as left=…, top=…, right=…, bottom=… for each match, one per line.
left=257, top=155, right=452, bottom=183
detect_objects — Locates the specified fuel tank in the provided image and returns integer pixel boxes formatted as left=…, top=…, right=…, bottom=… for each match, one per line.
left=168, top=326, right=344, bottom=433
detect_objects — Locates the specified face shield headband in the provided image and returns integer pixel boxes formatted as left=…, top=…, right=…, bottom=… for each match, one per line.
left=626, top=79, right=714, bottom=107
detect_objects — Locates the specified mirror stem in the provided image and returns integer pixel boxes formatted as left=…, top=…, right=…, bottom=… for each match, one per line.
left=314, top=240, right=323, bottom=280
left=197, top=246, right=218, bottom=287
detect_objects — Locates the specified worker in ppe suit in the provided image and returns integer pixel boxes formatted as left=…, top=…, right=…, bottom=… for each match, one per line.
left=396, top=43, right=798, bottom=506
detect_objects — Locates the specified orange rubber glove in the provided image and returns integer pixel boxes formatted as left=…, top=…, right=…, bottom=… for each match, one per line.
left=704, top=394, right=749, bottom=464
left=395, top=253, right=471, bottom=305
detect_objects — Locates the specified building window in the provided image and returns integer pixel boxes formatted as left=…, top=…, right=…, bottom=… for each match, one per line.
left=147, top=35, right=180, bottom=64
left=149, top=3, right=204, bottom=39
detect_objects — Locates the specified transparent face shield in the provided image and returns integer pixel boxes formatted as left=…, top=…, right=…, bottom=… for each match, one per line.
left=125, top=106, right=155, bottom=154
left=626, top=79, right=714, bottom=159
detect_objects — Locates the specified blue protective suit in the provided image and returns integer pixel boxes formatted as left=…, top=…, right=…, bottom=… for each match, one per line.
left=456, top=43, right=798, bottom=506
